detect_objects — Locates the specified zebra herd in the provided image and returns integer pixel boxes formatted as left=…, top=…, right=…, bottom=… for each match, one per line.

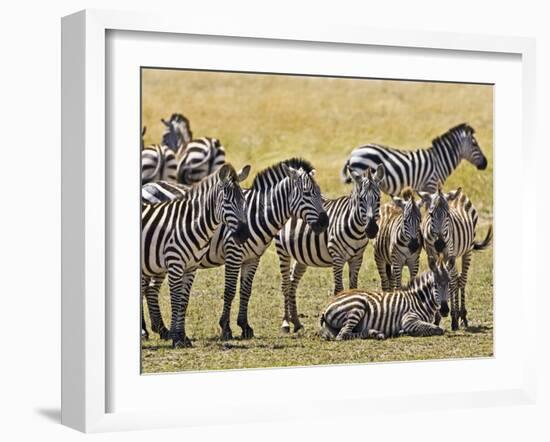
left=141, top=116, right=492, bottom=348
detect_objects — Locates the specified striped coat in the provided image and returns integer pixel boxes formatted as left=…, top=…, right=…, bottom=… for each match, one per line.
left=419, top=186, right=493, bottom=330
left=274, top=165, right=384, bottom=333
left=341, top=123, right=488, bottom=194
left=320, top=258, right=451, bottom=341
left=176, top=137, right=226, bottom=185
left=141, top=159, right=329, bottom=341
left=373, top=188, right=423, bottom=291
left=141, top=164, right=250, bottom=347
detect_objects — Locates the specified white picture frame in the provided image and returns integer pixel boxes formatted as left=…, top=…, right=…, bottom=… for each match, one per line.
left=61, top=9, right=537, bottom=433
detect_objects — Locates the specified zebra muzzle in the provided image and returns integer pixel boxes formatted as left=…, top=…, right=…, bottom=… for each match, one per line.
left=408, top=238, right=420, bottom=253
left=434, top=237, right=446, bottom=253
left=440, top=301, right=450, bottom=317
left=366, top=219, right=379, bottom=239
left=232, top=223, right=250, bottom=244
left=311, top=211, right=329, bottom=233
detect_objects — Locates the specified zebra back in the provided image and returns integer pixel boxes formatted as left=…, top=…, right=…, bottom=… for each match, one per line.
left=177, top=137, right=227, bottom=185
left=141, top=144, right=178, bottom=184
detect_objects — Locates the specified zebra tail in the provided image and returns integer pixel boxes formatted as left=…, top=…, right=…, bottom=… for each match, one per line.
left=340, top=160, right=352, bottom=184
left=319, top=314, right=338, bottom=340
left=473, top=225, right=493, bottom=251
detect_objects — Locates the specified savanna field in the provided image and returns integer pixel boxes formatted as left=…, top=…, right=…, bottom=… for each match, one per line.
left=141, top=69, right=493, bottom=373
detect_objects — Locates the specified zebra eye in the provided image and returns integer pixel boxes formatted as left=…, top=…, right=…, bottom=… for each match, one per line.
left=304, top=190, right=311, bottom=196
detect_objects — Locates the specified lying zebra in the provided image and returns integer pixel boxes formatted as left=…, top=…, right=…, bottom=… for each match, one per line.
left=341, top=123, right=488, bottom=194
left=419, top=184, right=493, bottom=330
left=319, top=256, right=452, bottom=341
left=374, top=187, right=423, bottom=291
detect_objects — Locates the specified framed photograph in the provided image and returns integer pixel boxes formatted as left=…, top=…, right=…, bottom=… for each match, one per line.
left=61, top=9, right=537, bottom=432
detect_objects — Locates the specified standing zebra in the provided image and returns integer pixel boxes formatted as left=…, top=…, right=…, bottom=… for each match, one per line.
left=141, top=158, right=329, bottom=341
left=141, top=163, right=251, bottom=348
left=141, top=113, right=193, bottom=184
left=176, top=137, right=227, bottom=185
left=319, top=256, right=452, bottom=340
left=161, top=113, right=193, bottom=157
left=374, top=187, right=423, bottom=291
left=274, top=165, right=385, bottom=333
left=341, top=123, right=488, bottom=194
left=419, top=184, right=493, bottom=330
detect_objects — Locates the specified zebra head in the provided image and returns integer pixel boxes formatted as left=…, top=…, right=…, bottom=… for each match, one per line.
left=161, top=113, right=193, bottom=152
left=428, top=255, right=453, bottom=317
left=216, top=164, right=251, bottom=245
left=281, top=162, right=328, bottom=233
left=455, top=123, right=487, bottom=170
left=392, top=187, right=422, bottom=253
left=418, top=184, right=461, bottom=253
left=347, top=164, right=385, bottom=239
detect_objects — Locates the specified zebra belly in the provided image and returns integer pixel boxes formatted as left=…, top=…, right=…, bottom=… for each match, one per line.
left=277, top=220, right=333, bottom=267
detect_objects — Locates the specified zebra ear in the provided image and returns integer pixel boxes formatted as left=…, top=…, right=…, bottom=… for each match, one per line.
left=347, top=166, right=363, bottom=185
left=281, top=163, right=299, bottom=181
left=446, top=187, right=462, bottom=201
left=236, top=165, right=251, bottom=183
left=309, top=169, right=316, bottom=178
left=374, top=164, right=385, bottom=182
left=417, top=191, right=431, bottom=207
left=218, top=164, right=231, bottom=182
left=161, top=118, right=170, bottom=127
left=392, top=197, right=405, bottom=209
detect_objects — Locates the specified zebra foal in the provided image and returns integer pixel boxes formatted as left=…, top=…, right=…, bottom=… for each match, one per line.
left=419, top=184, right=493, bottom=330
left=374, top=187, right=423, bottom=291
left=342, top=123, right=488, bottom=194
left=320, top=256, right=452, bottom=341
left=141, top=163, right=251, bottom=348
left=275, top=165, right=384, bottom=333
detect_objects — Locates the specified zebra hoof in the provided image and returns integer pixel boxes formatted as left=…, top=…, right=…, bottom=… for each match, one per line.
left=376, top=333, right=385, bottom=340
left=141, top=329, right=149, bottom=340
left=293, top=323, right=304, bottom=334
left=159, top=328, right=171, bottom=340
left=241, top=326, right=254, bottom=339
left=434, top=327, right=445, bottom=336
left=280, top=324, right=291, bottom=334
left=172, top=336, right=193, bottom=348
left=221, top=329, right=233, bottom=341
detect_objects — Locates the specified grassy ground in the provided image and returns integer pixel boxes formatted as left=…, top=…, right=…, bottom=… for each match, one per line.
left=141, top=69, right=493, bottom=373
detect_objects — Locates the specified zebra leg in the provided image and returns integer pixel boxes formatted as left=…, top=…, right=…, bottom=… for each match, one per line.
left=145, top=276, right=170, bottom=339
left=390, top=263, right=404, bottom=291
left=141, top=276, right=149, bottom=340
left=288, top=262, right=308, bottom=332
left=374, top=252, right=391, bottom=292
left=402, top=313, right=444, bottom=337
left=218, top=251, right=243, bottom=340
left=335, top=309, right=365, bottom=340
left=459, top=252, right=472, bottom=328
left=407, top=255, right=420, bottom=285
left=278, top=252, right=293, bottom=333
left=348, top=255, right=364, bottom=289
left=332, top=257, right=346, bottom=295
left=448, top=260, right=461, bottom=331
left=237, top=258, right=260, bottom=339
left=434, top=311, right=442, bottom=326
left=167, top=265, right=196, bottom=348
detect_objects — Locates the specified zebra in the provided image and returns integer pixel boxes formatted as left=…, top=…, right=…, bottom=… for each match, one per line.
left=141, top=158, right=329, bottom=341
left=373, top=187, right=423, bottom=291
left=319, top=256, right=452, bottom=340
left=160, top=113, right=193, bottom=157
left=141, top=144, right=178, bottom=184
left=274, top=164, right=385, bottom=334
left=341, top=123, right=488, bottom=195
left=141, top=163, right=251, bottom=348
left=140, top=113, right=193, bottom=184
left=176, top=137, right=226, bottom=185
left=141, top=180, right=189, bottom=204
left=419, top=184, right=493, bottom=330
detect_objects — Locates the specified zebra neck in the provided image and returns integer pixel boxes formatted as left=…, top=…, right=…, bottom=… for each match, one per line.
left=249, top=178, right=293, bottom=237
left=408, top=275, right=438, bottom=312
left=430, top=137, right=462, bottom=183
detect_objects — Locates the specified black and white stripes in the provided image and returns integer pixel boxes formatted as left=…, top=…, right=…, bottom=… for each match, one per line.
left=320, top=257, right=452, bottom=340
left=341, top=123, right=487, bottom=194
left=141, top=164, right=250, bottom=347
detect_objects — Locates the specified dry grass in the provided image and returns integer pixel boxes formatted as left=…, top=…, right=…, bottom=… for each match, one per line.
left=141, top=69, right=493, bottom=373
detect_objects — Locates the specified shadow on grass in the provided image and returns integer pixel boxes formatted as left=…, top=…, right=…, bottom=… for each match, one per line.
left=465, top=325, right=493, bottom=334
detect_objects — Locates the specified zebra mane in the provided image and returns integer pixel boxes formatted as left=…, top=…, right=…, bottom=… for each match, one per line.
left=250, top=158, right=315, bottom=191
left=403, top=271, right=433, bottom=292
left=432, top=123, right=474, bottom=147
